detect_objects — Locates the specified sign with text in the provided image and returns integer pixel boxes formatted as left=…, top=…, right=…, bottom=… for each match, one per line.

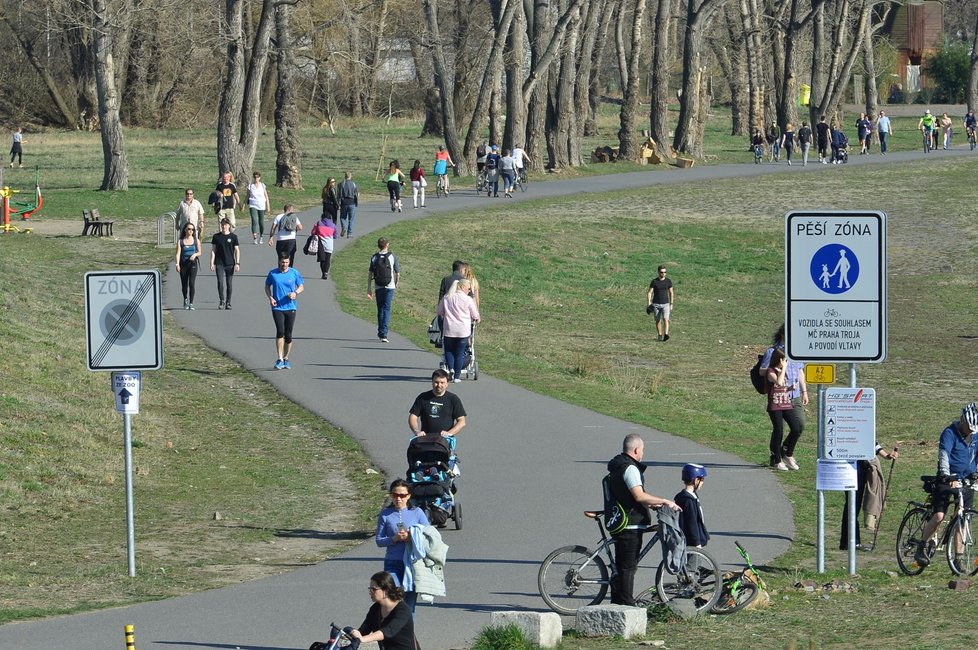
left=112, top=371, right=141, bottom=414
left=805, top=364, right=836, bottom=385
left=785, top=211, right=886, bottom=362
left=821, top=387, right=876, bottom=461
left=85, top=271, right=164, bottom=371
left=816, top=460, right=858, bottom=491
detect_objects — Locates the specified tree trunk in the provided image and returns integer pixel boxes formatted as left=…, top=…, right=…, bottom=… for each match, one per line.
left=273, top=0, right=302, bottom=189
left=968, top=11, right=978, bottom=110
left=584, top=0, right=614, bottom=137
left=500, top=0, right=526, bottom=152
left=649, top=0, right=674, bottom=152
left=90, top=0, right=129, bottom=190
left=673, top=0, right=722, bottom=156
left=862, top=9, right=879, bottom=118
left=423, top=0, right=467, bottom=175
left=776, top=0, right=828, bottom=132
left=809, top=0, right=871, bottom=128
left=740, top=0, right=765, bottom=133
left=718, top=3, right=748, bottom=136
left=618, top=0, right=647, bottom=160
left=217, top=0, right=276, bottom=184
left=364, top=0, right=390, bottom=115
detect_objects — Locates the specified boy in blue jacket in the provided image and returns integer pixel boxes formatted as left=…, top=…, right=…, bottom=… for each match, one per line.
left=675, top=464, right=710, bottom=548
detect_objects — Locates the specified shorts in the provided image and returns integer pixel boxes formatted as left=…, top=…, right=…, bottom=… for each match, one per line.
left=932, top=482, right=974, bottom=516
left=652, top=303, right=671, bottom=322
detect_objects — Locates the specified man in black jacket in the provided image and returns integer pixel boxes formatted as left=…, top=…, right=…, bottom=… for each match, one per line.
left=607, top=434, right=681, bottom=606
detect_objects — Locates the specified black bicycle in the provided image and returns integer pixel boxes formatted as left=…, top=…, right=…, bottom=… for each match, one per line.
left=537, top=510, right=721, bottom=616
left=895, top=474, right=978, bottom=576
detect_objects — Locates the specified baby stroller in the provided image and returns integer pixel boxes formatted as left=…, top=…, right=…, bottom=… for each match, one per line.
left=406, top=434, right=462, bottom=530
left=832, top=133, right=849, bottom=164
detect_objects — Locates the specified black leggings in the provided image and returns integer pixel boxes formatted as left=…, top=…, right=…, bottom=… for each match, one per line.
left=272, top=309, right=297, bottom=343
left=319, top=252, right=332, bottom=277
left=768, top=407, right=802, bottom=463
left=387, top=180, right=401, bottom=202
left=179, top=259, right=198, bottom=302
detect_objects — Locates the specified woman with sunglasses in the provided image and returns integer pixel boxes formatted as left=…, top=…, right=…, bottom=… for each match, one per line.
left=375, top=479, right=429, bottom=612
left=351, top=571, right=416, bottom=650
left=175, top=222, right=201, bottom=310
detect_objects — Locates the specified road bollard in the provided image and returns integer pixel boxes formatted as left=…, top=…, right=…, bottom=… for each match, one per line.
left=124, top=624, right=135, bottom=650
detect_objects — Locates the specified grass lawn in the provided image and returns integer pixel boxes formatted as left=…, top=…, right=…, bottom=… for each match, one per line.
left=4, top=106, right=978, bottom=647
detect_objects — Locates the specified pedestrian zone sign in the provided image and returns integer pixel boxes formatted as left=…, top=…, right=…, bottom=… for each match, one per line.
left=785, top=211, right=886, bottom=363
left=85, top=271, right=164, bottom=371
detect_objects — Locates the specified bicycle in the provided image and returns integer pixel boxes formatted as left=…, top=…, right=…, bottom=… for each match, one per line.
left=475, top=169, right=486, bottom=192
left=537, top=510, right=722, bottom=616
left=895, top=474, right=978, bottom=576
left=309, top=622, right=360, bottom=650
left=922, top=128, right=933, bottom=153
left=436, top=173, right=448, bottom=198
left=516, top=167, right=528, bottom=192
left=711, top=541, right=767, bottom=615
left=968, top=127, right=976, bottom=151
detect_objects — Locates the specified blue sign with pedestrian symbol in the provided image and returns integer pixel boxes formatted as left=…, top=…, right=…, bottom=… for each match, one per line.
left=810, top=244, right=859, bottom=294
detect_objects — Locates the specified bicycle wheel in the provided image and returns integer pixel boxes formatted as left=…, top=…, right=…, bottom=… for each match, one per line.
left=655, top=548, right=722, bottom=614
left=711, top=575, right=759, bottom=615
left=896, top=506, right=929, bottom=576
left=436, top=178, right=444, bottom=198
left=537, top=545, right=609, bottom=615
left=945, top=508, right=978, bottom=576
left=518, top=171, right=527, bottom=192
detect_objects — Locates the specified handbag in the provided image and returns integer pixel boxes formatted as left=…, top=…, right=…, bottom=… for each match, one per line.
left=427, top=316, right=443, bottom=348
left=768, top=383, right=793, bottom=411
left=420, top=176, right=428, bottom=188
left=303, top=233, right=318, bottom=255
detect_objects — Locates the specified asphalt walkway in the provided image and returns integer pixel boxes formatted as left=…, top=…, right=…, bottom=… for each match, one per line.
left=5, top=145, right=973, bottom=649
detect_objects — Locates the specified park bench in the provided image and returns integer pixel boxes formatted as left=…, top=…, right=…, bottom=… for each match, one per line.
left=82, top=208, right=114, bottom=236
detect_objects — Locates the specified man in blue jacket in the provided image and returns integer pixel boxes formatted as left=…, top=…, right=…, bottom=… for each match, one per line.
left=914, top=403, right=978, bottom=568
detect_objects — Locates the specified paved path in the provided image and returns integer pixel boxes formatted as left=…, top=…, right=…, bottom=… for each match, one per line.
left=5, top=146, right=973, bottom=650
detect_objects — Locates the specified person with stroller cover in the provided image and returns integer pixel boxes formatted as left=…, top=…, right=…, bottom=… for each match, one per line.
left=375, top=479, right=429, bottom=613
left=350, top=570, right=418, bottom=649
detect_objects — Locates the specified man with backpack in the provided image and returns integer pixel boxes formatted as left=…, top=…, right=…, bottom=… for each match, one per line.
left=606, top=433, right=681, bottom=606
left=338, top=172, right=359, bottom=238
left=367, top=237, right=400, bottom=343
left=268, top=203, right=302, bottom=267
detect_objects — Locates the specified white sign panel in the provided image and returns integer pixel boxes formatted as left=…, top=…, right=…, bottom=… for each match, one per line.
left=85, top=271, right=164, bottom=371
left=113, top=371, right=141, bottom=414
left=785, top=211, right=886, bottom=362
left=816, top=460, right=858, bottom=491
left=822, top=387, right=876, bottom=460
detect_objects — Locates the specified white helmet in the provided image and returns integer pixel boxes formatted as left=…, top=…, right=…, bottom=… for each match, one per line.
left=925, top=109, right=931, bottom=114
left=963, top=402, right=978, bottom=432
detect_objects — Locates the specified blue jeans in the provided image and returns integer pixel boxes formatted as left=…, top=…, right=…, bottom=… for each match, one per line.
left=375, top=287, right=394, bottom=338
left=444, top=336, right=468, bottom=380
left=340, top=203, right=355, bottom=235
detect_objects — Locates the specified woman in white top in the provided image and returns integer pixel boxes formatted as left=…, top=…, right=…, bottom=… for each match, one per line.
left=247, top=171, right=271, bottom=245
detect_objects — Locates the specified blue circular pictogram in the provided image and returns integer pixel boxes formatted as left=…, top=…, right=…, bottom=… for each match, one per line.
left=809, top=244, right=859, bottom=294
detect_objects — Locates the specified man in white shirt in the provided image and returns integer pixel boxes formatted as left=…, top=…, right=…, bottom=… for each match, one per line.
left=176, top=189, right=205, bottom=234
left=267, top=203, right=302, bottom=267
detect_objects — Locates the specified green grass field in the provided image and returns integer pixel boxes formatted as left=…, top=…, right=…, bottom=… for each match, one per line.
left=4, top=106, right=978, bottom=647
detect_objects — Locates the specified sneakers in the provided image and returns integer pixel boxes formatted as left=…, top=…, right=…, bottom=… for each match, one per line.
left=183, top=299, right=190, bottom=310
left=188, top=303, right=195, bottom=310
left=453, top=378, right=461, bottom=383
left=663, top=334, right=670, bottom=341
left=340, top=229, right=346, bottom=237
left=772, top=461, right=789, bottom=471
left=218, top=302, right=225, bottom=310
left=282, top=359, right=291, bottom=370
left=225, top=303, right=232, bottom=310
left=258, top=236, right=263, bottom=245
left=784, top=456, right=800, bottom=470
left=252, top=239, right=258, bottom=245
left=274, top=359, right=286, bottom=370
left=381, top=337, right=389, bottom=343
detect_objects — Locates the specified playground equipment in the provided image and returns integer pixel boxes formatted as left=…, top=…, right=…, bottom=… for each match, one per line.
left=0, top=166, right=41, bottom=234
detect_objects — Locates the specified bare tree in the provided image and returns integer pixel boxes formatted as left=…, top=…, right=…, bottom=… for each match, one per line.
left=649, top=0, right=676, bottom=153
left=739, top=0, right=766, bottom=132
left=969, top=10, right=978, bottom=110
left=90, top=0, right=129, bottom=190
left=672, top=0, right=724, bottom=156
left=617, top=0, right=647, bottom=160
left=422, top=0, right=466, bottom=174
left=274, top=0, right=302, bottom=189
left=809, top=0, right=871, bottom=128
left=715, top=2, right=749, bottom=135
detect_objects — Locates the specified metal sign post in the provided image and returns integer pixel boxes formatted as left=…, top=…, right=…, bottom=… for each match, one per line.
left=786, top=212, right=886, bottom=574
left=85, top=272, right=162, bottom=577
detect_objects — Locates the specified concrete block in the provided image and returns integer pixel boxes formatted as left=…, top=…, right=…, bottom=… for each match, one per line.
left=488, top=611, right=562, bottom=648
left=576, top=605, right=647, bottom=639
left=948, top=579, right=972, bottom=591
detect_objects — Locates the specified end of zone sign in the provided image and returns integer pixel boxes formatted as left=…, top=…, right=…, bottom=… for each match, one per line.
left=85, top=270, right=164, bottom=371
left=785, top=211, right=886, bottom=363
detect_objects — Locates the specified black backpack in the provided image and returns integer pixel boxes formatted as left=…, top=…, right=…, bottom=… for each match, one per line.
left=602, top=474, right=629, bottom=535
left=486, top=156, right=498, bottom=170
left=749, top=354, right=767, bottom=394
left=373, top=252, right=393, bottom=287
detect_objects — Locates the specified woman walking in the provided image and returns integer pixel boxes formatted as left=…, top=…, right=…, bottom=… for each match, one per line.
left=374, top=479, right=429, bottom=613
left=409, top=160, right=426, bottom=209
left=175, top=222, right=201, bottom=310
left=311, top=212, right=337, bottom=279
left=321, top=178, right=339, bottom=221
left=386, top=160, right=406, bottom=213
left=438, top=278, right=480, bottom=382
left=246, top=171, right=270, bottom=244
left=780, top=123, right=795, bottom=166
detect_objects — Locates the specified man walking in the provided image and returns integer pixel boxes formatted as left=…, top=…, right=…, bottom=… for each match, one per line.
left=215, top=171, right=240, bottom=231
left=268, top=203, right=302, bottom=267
left=367, top=237, right=400, bottom=343
left=338, top=172, right=359, bottom=238
left=176, top=188, right=205, bottom=234
left=816, top=115, right=831, bottom=164
left=264, top=252, right=304, bottom=370
left=607, top=433, right=680, bottom=606
left=647, top=265, right=674, bottom=341
left=798, top=121, right=813, bottom=166
left=408, top=369, right=467, bottom=439
left=876, top=110, right=892, bottom=155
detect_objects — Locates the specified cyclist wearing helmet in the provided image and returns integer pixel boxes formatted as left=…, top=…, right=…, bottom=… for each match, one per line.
left=914, top=403, right=978, bottom=566
left=675, top=464, right=710, bottom=548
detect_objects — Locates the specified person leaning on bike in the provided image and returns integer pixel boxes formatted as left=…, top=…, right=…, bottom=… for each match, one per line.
left=914, top=403, right=978, bottom=567
left=606, top=433, right=681, bottom=606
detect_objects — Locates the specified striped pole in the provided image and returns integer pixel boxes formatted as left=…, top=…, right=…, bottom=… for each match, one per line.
left=124, top=624, right=135, bottom=650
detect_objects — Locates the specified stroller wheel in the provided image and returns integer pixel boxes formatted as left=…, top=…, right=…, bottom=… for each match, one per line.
left=454, top=500, right=463, bottom=530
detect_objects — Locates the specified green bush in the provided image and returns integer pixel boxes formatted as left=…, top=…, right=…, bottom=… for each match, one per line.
left=923, top=39, right=971, bottom=103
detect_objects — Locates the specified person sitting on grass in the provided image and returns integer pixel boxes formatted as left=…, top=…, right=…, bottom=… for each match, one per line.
left=675, top=463, right=710, bottom=549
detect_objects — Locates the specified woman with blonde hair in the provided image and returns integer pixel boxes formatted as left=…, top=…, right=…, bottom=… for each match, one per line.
left=461, top=263, right=480, bottom=308
left=438, top=278, right=480, bottom=382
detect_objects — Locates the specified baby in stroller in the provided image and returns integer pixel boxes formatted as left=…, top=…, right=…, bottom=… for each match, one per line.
left=406, top=434, right=462, bottom=530
left=830, top=128, right=849, bottom=164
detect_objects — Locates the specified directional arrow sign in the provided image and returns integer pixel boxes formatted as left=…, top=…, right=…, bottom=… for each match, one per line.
left=113, top=372, right=141, bottom=414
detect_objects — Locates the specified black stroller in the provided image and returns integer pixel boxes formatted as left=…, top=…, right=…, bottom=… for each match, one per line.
left=406, top=435, right=461, bottom=530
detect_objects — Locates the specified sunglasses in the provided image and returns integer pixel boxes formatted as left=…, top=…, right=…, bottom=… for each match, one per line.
left=391, top=492, right=410, bottom=499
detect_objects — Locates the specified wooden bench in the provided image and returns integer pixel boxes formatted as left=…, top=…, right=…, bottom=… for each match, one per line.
left=90, top=208, right=114, bottom=236
left=81, top=209, right=100, bottom=236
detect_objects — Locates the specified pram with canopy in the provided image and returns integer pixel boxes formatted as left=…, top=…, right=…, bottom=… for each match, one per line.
left=406, top=434, right=462, bottom=530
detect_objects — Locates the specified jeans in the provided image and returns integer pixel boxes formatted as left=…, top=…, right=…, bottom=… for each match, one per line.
left=611, top=529, right=643, bottom=605
left=878, top=131, right=888, bottom=153
left=375, top=287, right=394, bottom=338
left=340, top=203, right=356, bottom=236
left=801, top=143, right=810, bottom=165
left=444, top=336, right=468, bottom=380
left=215, top=264, right=234, bottom=303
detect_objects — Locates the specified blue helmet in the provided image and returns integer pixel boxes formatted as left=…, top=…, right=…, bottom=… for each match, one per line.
left=682, top=463, right=707, bottom=483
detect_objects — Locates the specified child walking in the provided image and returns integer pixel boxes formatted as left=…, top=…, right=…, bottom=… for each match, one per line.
left=674, top=463, right=710, bottom=548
